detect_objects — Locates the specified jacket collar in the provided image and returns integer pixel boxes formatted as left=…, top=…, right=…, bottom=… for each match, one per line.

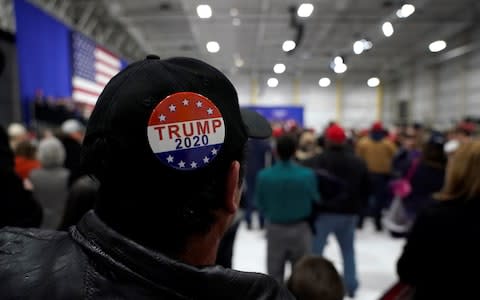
left=70, top=211, right=251, bottom=299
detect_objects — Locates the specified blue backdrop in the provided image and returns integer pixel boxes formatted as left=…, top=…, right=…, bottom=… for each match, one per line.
left=15, top=0, right=72, bottom=122
left=14, top=0, right=128, bottom=123
left=244, top=106, right=304, bottom=126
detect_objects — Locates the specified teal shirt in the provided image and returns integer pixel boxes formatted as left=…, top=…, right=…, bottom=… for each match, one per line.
left=255, top=160, right=320, bottom=223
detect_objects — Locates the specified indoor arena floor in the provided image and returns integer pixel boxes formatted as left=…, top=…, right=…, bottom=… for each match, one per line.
left=233, top=219, right=405, bottom=300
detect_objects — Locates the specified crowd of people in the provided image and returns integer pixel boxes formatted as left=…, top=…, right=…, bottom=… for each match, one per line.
left=30, top=90, right=89, bottom=128
left=246, top=117, right=479, bottom=299
left=0, top=55, right=479, bottom=300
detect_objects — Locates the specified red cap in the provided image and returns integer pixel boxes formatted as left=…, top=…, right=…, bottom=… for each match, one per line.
left=272, top=126, right=284, bottom=138
left=326, top=125, right=346, bottom=144
left=458, top=121, right=476, bottom=133
left=372, top=121, right=383, bottom=132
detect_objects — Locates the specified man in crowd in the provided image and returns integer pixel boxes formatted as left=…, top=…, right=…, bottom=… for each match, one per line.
left=356, top=121, right=396, bottom=231
left=60, top=118, right=85, bottom=185
left=256, top=134, right=320, bottom=283
left=0, top=56, right=294, bottom=299
left=304, top=124, right=370, bottom=298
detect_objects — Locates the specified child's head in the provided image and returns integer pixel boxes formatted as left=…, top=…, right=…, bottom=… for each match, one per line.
left=287, top=256, right=345, bottom=300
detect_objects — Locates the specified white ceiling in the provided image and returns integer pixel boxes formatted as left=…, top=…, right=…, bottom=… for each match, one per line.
left=19, top=0, right=480, bottom=78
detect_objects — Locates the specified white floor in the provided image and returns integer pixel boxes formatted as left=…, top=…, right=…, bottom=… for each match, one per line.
left=232, top=220, right=405, bottom=300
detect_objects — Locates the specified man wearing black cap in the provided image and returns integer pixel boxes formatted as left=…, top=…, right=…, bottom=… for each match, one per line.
left=0, top=56, right=293, bottom=299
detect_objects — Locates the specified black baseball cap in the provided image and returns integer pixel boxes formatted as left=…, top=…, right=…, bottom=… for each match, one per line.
left=82, top=55, right=271, bottom=176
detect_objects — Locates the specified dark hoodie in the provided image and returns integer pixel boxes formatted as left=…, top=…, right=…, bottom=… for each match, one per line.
left=0, top=125, right=42, bottom=228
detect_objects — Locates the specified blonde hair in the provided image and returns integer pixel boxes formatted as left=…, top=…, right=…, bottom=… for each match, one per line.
left=435, top=140, right=480, bottom=201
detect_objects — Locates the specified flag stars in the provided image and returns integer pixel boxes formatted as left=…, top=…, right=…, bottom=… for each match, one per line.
left=178, top=160, right=186, bottom=168
left=203, top=156, right=210, bottom=164
left=207, top=108, right=214, bottom=115
left=169, top=104, right=176, bottom=112
left=190, top=161, right=198, bottom=168
left=182, top=99, right=189, bottom=106
left=211, top=148, right=218, bottom=156
left=166, top=155, right=174, bottom=163
left=196, top=101, right=203, bottom=108
left=159, top=114, right=166, bottom=122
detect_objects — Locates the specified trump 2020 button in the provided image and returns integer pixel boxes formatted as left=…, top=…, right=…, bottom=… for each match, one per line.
left=147, top=92, right=225, bottom=171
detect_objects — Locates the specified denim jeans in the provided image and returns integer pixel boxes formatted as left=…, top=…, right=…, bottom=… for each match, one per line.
left=313, top=213, right=359, bottom=296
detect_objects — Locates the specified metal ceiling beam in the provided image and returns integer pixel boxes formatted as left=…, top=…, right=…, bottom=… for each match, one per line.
left=294, top=0, right=355, bottom=73
left=252, top=0, right=270, bottom=75
left=0, top=0, right=14, bottom=31
left=57, top=0, right=70, bottom=17
left=28, top=0, right=145, bottom=61
left=76, top=1, right=96, bottom=31
left=119, top=14, right=471, bottom=24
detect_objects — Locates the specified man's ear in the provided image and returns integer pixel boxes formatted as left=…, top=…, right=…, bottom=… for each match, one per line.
left=224, top=161, right=241, bottom=214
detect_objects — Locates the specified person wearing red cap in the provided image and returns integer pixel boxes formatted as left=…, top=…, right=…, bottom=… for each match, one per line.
left=356, top=121, right=397, bottom=231
left=453, top=121, right=476, bottom=144
left=304, top=124, right=370, bottom=298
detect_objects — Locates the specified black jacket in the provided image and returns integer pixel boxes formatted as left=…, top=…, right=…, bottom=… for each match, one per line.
left=0, top=211, right=293, bottom=300
left=59, top=135, right=82, bottom=186
left=397, top=199, right=480, bottom=300
left=304, top=146, right=370, bottom=215
left=397, top=198, right=480, bottom=299
left=0, top=125, right=42, bottom=228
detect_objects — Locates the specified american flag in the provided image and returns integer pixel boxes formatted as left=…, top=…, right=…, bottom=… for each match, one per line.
left=71, top=32, right=121, bottom=105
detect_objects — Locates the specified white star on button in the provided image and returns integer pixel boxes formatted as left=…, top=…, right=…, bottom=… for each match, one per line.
left=166, top=155, right=174, bottom=163
left=196, top=101, right=203, bottom=108
left=190, top=161, right=198, bottom=168
left=159, top=114, right=166, bottom=122
left=211, top=148, right=218, bottom=155
left=169, top=104, right=176, bottom=112
left=207, top=108, right=213, bottom=115
left=203, top=156, right=210, bottom=164
left=178, top=160, right=186, bottom=168
left=182, top=99, right=189, bottom=106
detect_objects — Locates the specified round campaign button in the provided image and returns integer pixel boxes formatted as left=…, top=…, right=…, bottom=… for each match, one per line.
left=147, top=92, right=225, bottom=171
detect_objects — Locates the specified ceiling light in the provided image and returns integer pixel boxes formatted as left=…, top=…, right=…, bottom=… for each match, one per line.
left=333, top=63, right=347, bottom=74
left=353, top=40, right=364, bottom=55
left=196, top=5, right=212, bottom=19
left=234, top=58, right=244, bottom=67
left=397, top=4, right=415, bottom=18
left=396, top=9, right=403, bottom=18
left=233, top=53, right=244, bottom=67
left=282, top=40, right=296, bottom=52
left=297, top=3, right=314, bottom=18
left=382, top=22, right=394, bottom=37
left=318, top=77, right=331, bottom=87
left=429, top=40, right=447, bottom=52
left=230, top=8, right=239, bottom=17
left=267, top=77, right=279, bottom=88
left=367, top=77, right=380, bottom=87
left=363, top=39, right=373, bottom=50
left=206, top=41, right=220, bottom=53
left=273, top=63, right=286, bottom=74
left=333, top=56, right=344, bottom=65
left=232, top=18, right=241, bottom=26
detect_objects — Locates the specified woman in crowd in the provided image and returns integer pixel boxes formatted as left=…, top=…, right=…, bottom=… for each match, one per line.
left=397, top=140, right=480, bottom=299
left=0, top=125, right=41, bottom=228
left=14, top=140, right=41, bottom=180
left=29, top=136, right=69, bottom=229
left=402, top=131, right=447, bottom=222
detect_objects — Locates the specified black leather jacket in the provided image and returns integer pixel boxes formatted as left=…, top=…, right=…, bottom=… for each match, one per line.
left=0, top=211, right=294, bottom=300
